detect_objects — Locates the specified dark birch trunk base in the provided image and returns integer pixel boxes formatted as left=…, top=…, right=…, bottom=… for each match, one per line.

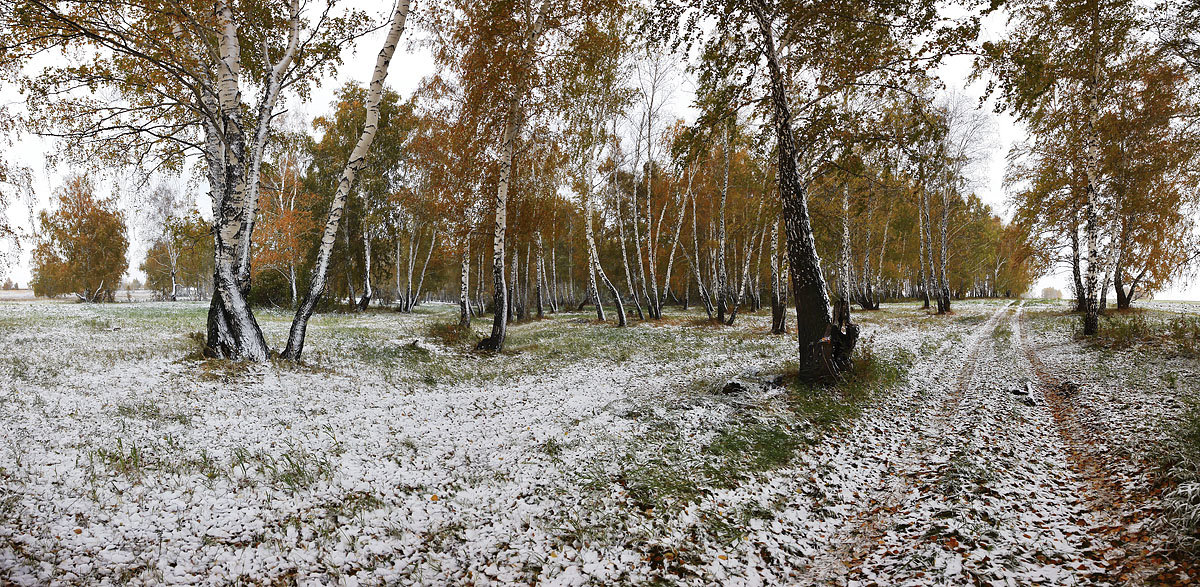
left=770, top=295, right=787, bottom=335
left=205, top=279, right=269, bottom=362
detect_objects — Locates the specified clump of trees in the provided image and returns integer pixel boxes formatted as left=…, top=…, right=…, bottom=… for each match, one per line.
left=980, top=0, right=1200, bottom=332
left=2, top=0, right=1196, bottom=378
left=30, top=176, right=129, bottom=302
left=142, top=213, right=213, bottom=301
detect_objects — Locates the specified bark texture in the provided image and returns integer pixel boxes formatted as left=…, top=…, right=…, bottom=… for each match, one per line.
left=282, top=0, right=411, bottom=361
left=752, top=2, right=856, bottom=380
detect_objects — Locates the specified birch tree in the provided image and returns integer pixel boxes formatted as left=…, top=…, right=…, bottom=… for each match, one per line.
left=30, top=176, right=128, bottom=302
left=978, top=0, right=1141, bottom=335
left=282, top=0, right=413, bottom=360
left=560, top=9, right=633, bottom=325
left=654, top=0, right=956, bottom=379
left=3, top=0, right=376, bottom=360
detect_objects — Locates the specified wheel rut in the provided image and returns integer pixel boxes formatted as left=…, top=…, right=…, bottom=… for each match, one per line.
left=827, top=302, right=1140, bottom=584
left=803, top=303, right=1013, bottom=583
left=1016, top=305, right=1197, bottom=585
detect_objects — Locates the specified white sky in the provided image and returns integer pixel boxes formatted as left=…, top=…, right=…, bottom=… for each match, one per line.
left=1, top=4, right=1196, bottom=300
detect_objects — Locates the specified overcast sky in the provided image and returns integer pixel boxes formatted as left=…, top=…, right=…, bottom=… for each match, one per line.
left=2, top=4, right=1197, bottom=300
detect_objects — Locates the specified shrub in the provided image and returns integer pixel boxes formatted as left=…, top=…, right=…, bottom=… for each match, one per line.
left=424, top=321, right=477, bottom=348
left=1167, top=315, right=1200, bottom=357
left=1094, top=313, right=1153, bottom=349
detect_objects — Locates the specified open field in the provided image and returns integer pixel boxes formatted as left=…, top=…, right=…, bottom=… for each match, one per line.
left=1, top=299, right=1199, bottom=585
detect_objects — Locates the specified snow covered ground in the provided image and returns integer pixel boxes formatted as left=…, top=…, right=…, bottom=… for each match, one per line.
left=0, top=299, right=1195, bottom=584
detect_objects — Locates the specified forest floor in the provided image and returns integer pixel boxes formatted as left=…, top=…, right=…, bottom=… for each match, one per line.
left=0, top=297, right=1198, bottom=585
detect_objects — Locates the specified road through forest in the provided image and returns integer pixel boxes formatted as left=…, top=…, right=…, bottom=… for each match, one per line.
left=802, top=302, right=1187, bottom=585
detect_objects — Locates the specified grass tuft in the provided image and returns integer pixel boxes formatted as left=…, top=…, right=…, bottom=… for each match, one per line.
left=1093, top=313, right=1154, bottom=349
left=116, top=400, right=191, bottom=425
left=787, top=344, right=910, bottom=431
left=93, top=438, right=146, bottom=479
left=424, top=321, right=478, bottom=349
left=992, top=322, right=1012, bottom=346
left=706, top=421, right=801, bottom=473
left=1163, top=394, right=1200, bottom=551
left=1166, top=315, right=1200, bottom=358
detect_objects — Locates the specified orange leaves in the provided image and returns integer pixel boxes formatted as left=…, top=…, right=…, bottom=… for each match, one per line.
left=30, top=175, right=128, bottom=300
left=252, top=194, right=317, bottom=278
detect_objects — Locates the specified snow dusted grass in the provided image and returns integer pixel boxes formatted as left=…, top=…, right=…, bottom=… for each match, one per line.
left=0, top=299, right=922, bottom=585
left=1165, top=396, right=1200, bottom=550
left=5, top=297, right=1192, bottom=584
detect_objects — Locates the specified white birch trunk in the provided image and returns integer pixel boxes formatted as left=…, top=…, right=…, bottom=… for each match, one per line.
left=716, top=126, right=730, bottom=322
left=205, top=0, right=268, bottom=361
left=411, top=231, right=436, bottom=311
left=282, top=0, right=411, bottom=360
left=660, top=178, right=690, bottom=313
left=751, top=1, right=852, bottom=379
left=938, top=187, right=950, bottom=313
left=1082, top=88, right=1102, bottom=334
left=459, top=243, right=471, bottom=328
left=359, top=224, right=373, bottom=310
left=535, top=232, right=546, bottom=319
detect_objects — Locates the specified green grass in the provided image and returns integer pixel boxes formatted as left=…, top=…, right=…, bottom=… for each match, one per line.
left=706, top=421, right=802, bottom=473
left=1167, top=315, right=1200, bottom=358
left=787, top=345, right=912, bottom=431
left=324, top=490, right=385, bottom=522
left=539, top=437, right=565, bottom=458
left=1093, top=313, right=1154, bottom=349
left=992, top=322, right=1012, bottom=346
left=937, top=449, right=994, bottom=498
left=92, top=438, right=147, bottom=479
left=116, top=400, right=191, bottom=425
left=231, top=443, right=334, bottom=493
left=600, top=343, right=912, bottom=518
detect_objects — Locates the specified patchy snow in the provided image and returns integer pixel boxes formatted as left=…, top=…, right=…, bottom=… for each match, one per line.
left=0, top=299, right=1193, bottom=584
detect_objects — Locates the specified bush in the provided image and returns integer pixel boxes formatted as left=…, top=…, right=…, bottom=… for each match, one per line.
left=246, top=269, right=296, bottom=308
left=1093, top=313, right=1153, bottom=349
left=1094, top=313, right=1200, bottom=357
left=1167, top=315, right=1200, bottom=358
left=424, top=321, right=477, bottom=348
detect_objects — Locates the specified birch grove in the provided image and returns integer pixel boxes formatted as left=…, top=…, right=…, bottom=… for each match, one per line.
left=9, top=4, right=1200, bottom=580
left=8, top=0, right=1191, bottom=380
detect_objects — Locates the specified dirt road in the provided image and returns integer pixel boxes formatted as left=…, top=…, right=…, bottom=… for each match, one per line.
left=803, top=302, right=1189, bottom=585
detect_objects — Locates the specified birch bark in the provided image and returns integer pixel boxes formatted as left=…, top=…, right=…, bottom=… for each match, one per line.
left=478, top=7, right=547, bottom=350
left=205, top=0, right=268, bottom=361
left=459, top=243, right=471, bottom=328
left=751, top=1, right=855, bottom=380
left=282, top=0, right=411, bottom=360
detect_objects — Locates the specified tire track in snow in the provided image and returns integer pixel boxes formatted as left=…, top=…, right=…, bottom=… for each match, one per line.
left=1017, top=305, right=1196, bottom=585
left=801, top=302, right=1013, bottom=583
left=840, top=302, right=1131, bottom=585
